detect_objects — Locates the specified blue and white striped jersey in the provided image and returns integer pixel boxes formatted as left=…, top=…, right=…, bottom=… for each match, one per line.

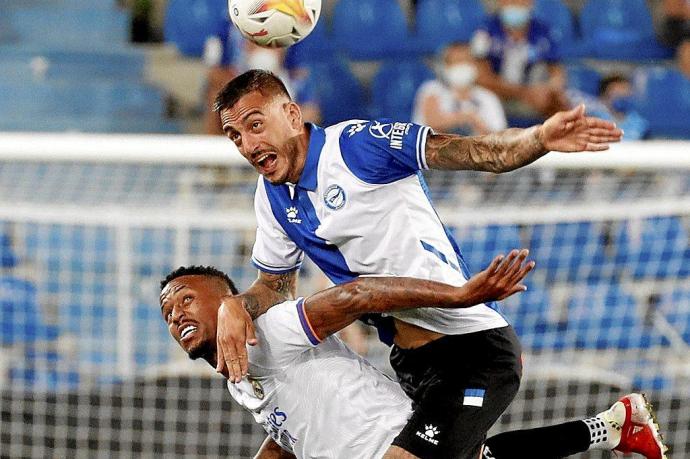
left=251, top=120, right=508, bottom=336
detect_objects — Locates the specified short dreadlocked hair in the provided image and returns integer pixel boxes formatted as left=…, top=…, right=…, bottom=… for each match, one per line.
left=160, top=265, right=238, bottom=294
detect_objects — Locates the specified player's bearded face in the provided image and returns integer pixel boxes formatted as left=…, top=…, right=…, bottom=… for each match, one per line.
left=221, top=92, right=303, bottom=184
left=160, top=276, right=219, bottom=361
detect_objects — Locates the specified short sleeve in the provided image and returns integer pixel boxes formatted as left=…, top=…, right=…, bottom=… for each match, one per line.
left=339, top=119, right=432, bottom=184
left=253, top=299, right=321, bottom=368
left=251, top=179, right=304, bottom=274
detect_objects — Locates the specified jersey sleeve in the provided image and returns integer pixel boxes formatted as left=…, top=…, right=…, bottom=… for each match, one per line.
left=339, top=119, right=432, bottom=184
left=253, top=299, right=321, bottom=368
left=251, top=179, right=304, bottom=274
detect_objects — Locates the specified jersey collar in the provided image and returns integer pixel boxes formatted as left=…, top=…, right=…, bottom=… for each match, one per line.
left=296, top=123, right=325, bottom=191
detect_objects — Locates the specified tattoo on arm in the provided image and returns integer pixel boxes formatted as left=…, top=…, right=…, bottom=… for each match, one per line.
left=241, top=270, right=298, bottom=320
left=425, top=126, right=547, bottom=173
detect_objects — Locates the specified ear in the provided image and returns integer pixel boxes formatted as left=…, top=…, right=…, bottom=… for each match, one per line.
left=285, top=101, right=303, bottom=130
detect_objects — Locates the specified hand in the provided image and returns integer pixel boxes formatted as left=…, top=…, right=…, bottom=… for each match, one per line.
left=216, top=295, right=258, bottom=383
left=538, top=104, right=624, bottom=152
left=457, top=249, right=535, bottom=306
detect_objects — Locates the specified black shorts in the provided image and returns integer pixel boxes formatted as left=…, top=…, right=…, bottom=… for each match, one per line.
left=390, top=326, right=522, bottom=459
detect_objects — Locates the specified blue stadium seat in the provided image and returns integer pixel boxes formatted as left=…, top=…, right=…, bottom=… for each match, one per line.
left=635, top=68, right=690, bottom=139
left=579, top=0, right=672, bottom=60
left=9, top=345, right=80, bottom=391
left=0, top=47, right=146, bottom=81
left=0, top=80, right=167, bottom=118
left=370, top=60, right=434, bottom=120
left=134, top=302, right=170, bottom=367
left=3, top=7, right=130, bottom=49
left=303, top=61, right=367, bottom=124
left=164, top=0, right=228, bottom=57
left=285, top=18, right=334, bottom=66
left=529, top=221, right=614, bottom=283
left=415, top=0, right=486, bottom=53
left=0, top=276, right=58, bottom=346
left=454, top=224, right=522, bottom=275
left=1, top=233, right=18, bottom=268
left=566, top=65, right=601, bottom=96
left=613, top=217, right=689, bottom=279
left=533, top=0, right=580, bottom=57
left=332, top=0, right=410, bottom=60
left=566, top=285, right=666, bottom=349
left=659, top=287, right=690, bottom=344
left=502, top=285, right=566, bottom=350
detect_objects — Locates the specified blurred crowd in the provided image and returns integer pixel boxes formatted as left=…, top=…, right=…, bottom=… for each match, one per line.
left=175, top=0, right=690, bottom=139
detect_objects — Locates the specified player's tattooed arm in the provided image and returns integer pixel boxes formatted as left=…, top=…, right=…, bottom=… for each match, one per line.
left=304, top=249, right=534, bottom=340
left=241, top=270, right=298, bottom=320
left=216, top=269, right=298, bottom=382
left=424, top=105, right=624, bottom=172
left=254, top=436, right=296, bottom=459
left=425, top=126, right=547, bottom=173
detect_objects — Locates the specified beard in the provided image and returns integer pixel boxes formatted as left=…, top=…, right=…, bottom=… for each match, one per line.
left=187, top=338, right=214, bottom=361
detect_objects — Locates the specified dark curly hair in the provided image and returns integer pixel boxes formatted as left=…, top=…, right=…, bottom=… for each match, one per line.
left=160, top=265, right=238, bottom=295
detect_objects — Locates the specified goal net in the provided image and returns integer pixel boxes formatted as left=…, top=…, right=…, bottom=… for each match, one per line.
left=0, top=133, right=688, bottom=458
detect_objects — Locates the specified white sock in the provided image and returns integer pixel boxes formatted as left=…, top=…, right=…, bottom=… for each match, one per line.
left=583, top=416, right=614, bottom=450
left=583, top=400, right=625, bottom=451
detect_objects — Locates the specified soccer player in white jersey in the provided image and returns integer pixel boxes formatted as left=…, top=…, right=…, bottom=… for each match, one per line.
left=159, top=264, right=666, bottom=459
left=211, top=70, right=633, bottom=458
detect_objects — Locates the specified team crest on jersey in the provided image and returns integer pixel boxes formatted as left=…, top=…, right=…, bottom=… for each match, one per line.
left=324, top=184, right=346, bottom=210
left=251, top=379, right=265, bottom=400
left=286, top=207, right=301, bottom=224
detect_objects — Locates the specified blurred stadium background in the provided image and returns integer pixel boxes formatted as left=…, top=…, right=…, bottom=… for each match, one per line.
left=1, top=0, right=689, bottom=457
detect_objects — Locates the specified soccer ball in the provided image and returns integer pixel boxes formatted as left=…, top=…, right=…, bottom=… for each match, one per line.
left=228, top=0, right=321, bottom=48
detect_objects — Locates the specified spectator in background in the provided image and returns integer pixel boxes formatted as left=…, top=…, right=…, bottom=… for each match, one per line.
left=661, top=0, right=690, bottom=47
left=203, top=19, right=241, bottom=134
left=471, top=0, right=568, bottom=118
left=679, top=40, right=690, bottom=78
left=570, top=75, right=649, bottom=141
left=412, top=42, right=507, bottom=135
left=203, top=20, right=321, bottom=134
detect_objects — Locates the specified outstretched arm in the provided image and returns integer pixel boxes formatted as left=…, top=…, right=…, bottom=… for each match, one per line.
left=425, top=105, right=623, bottom=173
left=304, top=249, right=534, bottom=340
left=217, top=269, right=298, bottom=382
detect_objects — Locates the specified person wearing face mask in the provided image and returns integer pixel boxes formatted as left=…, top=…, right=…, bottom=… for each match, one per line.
left=471, top=0, right=568, bottom=118
left=413, top=42, right=507, bottom=135
left=595, top=75, right=649, bottom=141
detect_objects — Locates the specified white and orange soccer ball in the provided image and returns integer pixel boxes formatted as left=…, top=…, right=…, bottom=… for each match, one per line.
left=228, top=0, right=321, bottom=48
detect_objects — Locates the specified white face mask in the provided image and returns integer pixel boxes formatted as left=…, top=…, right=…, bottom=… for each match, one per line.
left=443, top=63, right=478, bottom=88
left=246, top=48, right=282, bottom=73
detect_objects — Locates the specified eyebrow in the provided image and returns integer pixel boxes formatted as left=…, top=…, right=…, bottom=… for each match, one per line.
left=223, top=109, right=264, bottom=134
left=159, top=283, right=186, bottom=310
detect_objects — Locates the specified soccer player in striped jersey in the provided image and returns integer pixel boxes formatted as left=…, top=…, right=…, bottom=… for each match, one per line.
left=212, top=70, right=631, bottom=458
left=159, top=264, right=666, bottom=459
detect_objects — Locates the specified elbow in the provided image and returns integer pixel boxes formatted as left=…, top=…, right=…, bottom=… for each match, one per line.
left=332, top=281, right=372, bottom=316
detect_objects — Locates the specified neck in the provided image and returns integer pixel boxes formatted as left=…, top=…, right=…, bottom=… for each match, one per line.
left=506, top=27, right=527, bottom=42
left=286, top=123, right=311, bottom=184
left=204, top=349, right=229, bottom=379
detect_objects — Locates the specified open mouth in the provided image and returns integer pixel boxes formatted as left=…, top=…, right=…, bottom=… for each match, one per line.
left=180, top=324, right=198, bottom=342
left=255, top=153, right=278, bottom=174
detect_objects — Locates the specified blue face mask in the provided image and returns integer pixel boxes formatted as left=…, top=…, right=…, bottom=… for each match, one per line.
left=611, top=95, right=634, bottom=114
left=500, top=5, right=531, bottom=29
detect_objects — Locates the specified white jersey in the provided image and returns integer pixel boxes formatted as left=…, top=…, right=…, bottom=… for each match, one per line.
left=227, top=299, right=412, bottom=458
left=251, top=120, right=508, bottom=336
